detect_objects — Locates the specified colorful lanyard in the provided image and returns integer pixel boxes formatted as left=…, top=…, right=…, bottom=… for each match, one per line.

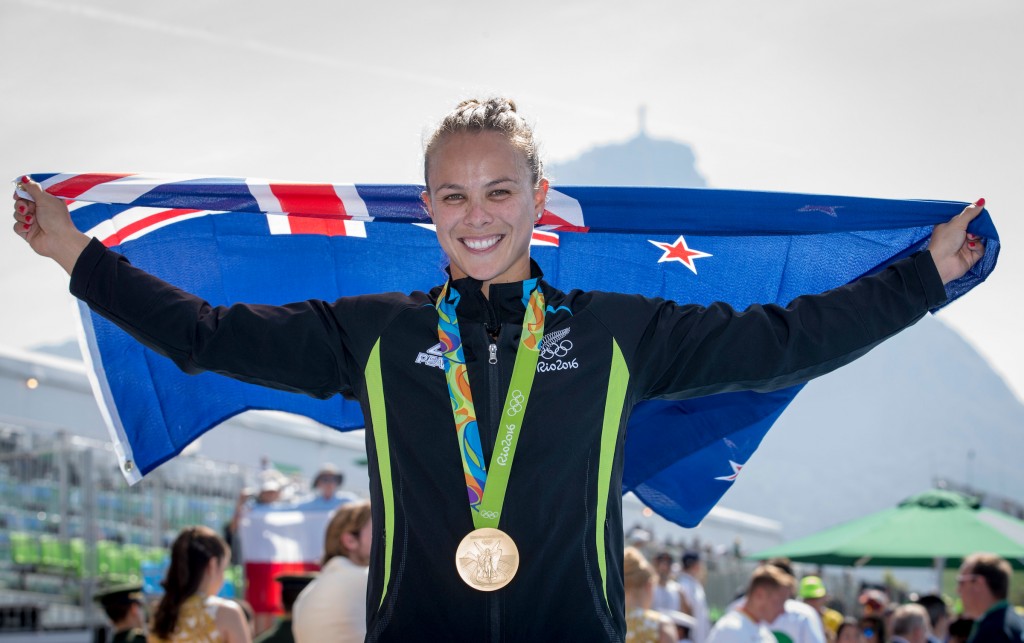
left=435, top=280, right=545, bottom=530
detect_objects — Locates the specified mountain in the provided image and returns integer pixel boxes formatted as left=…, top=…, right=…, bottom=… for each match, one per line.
left=548, top=132, right=707, bottom=188
left=551, top=130, right=1024, bottom=539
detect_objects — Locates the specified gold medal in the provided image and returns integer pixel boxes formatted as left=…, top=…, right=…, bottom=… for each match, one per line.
left=455, top=527, right=520, bottom=591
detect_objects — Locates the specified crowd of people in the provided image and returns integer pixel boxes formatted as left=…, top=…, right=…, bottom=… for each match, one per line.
left=96, top=498, right=374, bottom=642
left=618, top=549, right=1023, bottom=643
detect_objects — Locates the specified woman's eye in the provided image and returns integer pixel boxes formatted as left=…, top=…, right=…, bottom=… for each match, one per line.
left=490, top=189, right=510, bottom=197
left=442, top=194, right=464, bottom=202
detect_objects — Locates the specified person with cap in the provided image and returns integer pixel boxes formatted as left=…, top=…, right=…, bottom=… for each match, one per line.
left=94, top=583, right=147, bottom=643
left=253, top=574, right=316, bottom=643
left=678, top=550, right=711, bottom=643
left=800, top=575, right=844, bottom=639
left=295, top=463, right=359, bottom=511
left=958, top=552, right=1024, bottom=643
left=859, top=588, right=890, bottom=617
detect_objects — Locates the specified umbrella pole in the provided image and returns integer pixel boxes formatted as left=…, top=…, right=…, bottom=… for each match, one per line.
left=934, top=557, right=945, bottom=592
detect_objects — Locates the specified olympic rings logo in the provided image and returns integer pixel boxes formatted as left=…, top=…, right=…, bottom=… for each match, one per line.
left=507, top=390, right=525, bottom=415
left=540, top=339, right=573, bottom=360
left=479, top=510, right=500, bottom=519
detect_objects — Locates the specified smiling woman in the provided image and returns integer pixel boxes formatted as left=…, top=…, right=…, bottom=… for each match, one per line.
left=421, top=99, right=549, bottom=294
left=11, top=98, right=986, bottom=642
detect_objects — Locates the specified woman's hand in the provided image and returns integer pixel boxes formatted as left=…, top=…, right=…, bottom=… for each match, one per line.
left=12, top=177, right=91, bottom=275
left=929, top=198, right=987, bottom=285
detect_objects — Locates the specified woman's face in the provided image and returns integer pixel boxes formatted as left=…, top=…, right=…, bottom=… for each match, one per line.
left=422, top=131, right=548, bottom=293
left=349, top=517, right=373, bottom=567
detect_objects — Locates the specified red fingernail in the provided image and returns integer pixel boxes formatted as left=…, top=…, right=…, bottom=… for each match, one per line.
left=20, top=176, right=29, bottom=185
left=25, top=215, right=32, bottom=223
left=22, top=223, right=30, bottom=231
left=17, top=205, right=25, bottom=214
left=969, top=242, right=977, bottom=248
left=976, top=197, right=985, bottom=207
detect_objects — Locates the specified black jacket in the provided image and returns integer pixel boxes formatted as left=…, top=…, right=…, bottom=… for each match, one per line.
left=71, top=239, right=947, bottom=642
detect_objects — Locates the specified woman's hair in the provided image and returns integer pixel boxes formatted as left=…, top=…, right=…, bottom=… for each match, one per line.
left=322, top=500, right=371, bottom=566
left=151, top=525, right=227, bottom=639
left=623, top=546, right=656, bottom=591
left=836, top=618, right=859, bottom=640
left=859, top=614, right=887, bottom=643
left=423, top=97, right=544, bottom=190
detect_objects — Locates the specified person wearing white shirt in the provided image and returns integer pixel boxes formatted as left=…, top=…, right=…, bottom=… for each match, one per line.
left=678, top=551, right=711, bottom=643
left=707, top=565, right=793, bottom=643
left=652, top=552, right=687, bottom=614
left=292, top=500, right=372, bottom=643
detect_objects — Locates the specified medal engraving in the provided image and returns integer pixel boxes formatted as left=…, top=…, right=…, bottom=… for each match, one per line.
left=456, top=527, right=519, bottom=591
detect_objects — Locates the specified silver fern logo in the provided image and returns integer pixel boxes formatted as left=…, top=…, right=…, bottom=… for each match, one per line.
left=537, top=327, right=578, bottom=372
left=539, top=328, right=572, bottom=359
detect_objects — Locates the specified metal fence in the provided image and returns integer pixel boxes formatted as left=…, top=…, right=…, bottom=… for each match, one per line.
left=0, top=424, right=247, bottom=631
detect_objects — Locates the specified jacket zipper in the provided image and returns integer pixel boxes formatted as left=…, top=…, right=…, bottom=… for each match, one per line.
left=486, top=329, right=501, bottom=642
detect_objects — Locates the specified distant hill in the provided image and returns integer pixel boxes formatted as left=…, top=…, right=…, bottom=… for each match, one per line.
left=723, top=314, right=1024, bottom=538
left=548, top=132, right=707, bottom=188
left=552, top=131, right=1024, bottom=539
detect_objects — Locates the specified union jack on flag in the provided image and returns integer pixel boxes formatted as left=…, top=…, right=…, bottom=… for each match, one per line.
left=19, top=172, right=1000, bottom=528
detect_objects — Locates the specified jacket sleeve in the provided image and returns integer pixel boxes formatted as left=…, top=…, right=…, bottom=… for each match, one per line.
left=632, top=251, right=948, bottom=401
left=69, top=237, right=374, bottom=400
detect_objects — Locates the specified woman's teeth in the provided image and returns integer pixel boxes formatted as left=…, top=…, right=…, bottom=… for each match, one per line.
left=464, top=235, right=502, bottom=251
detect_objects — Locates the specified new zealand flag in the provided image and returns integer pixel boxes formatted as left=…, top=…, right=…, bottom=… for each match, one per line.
left=21, top=173, right=1000, bottom=527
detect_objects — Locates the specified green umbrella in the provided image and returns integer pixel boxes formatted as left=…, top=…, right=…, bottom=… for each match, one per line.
left=750, top=489, right=1024, bottom=570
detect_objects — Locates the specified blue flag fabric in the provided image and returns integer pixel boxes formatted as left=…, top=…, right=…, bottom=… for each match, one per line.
left=25, top=173, right=999, bottom=527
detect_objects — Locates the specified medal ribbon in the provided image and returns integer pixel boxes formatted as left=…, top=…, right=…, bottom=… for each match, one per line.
left=436, top=279, right=545, bottom=530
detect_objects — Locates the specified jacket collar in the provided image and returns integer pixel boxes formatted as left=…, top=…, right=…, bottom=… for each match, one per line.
left=445, top=259, right=545, bottom=325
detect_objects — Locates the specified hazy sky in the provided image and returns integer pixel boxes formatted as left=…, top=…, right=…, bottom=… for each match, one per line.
left=2, top=0, right=1022, bottom=400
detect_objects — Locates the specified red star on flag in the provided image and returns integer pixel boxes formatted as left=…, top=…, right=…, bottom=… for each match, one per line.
left=714, top=460, right=744, bottom=482
left=648, top=236, right=712, bottom=274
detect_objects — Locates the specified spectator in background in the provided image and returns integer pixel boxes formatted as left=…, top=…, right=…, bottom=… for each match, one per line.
left=623, top=547, right=676, bottom=643
left=890, top=604, right=930, bottom=643
left=947, top=617, right=974, bottom=643
left=292, top=500, right=372, bottom=643
left=800, top=575, right=844, bottom=640
left=958, top=552, right=1024, bottom=643
left=295, top=463, right=358, bottom=511
left=859, top=614, right=887, bottom=643
left=94, top=584, right=147, bottom=643
left=226, top=468, right=291, bottom=564
left=914, top=594, right=950, bottom=643
left=707, top=565, right=793, bottom=643
left=653, top=552, right=687, bottom=614
left=661, top=609, right=698, bottom=643
left=836, top=618, right=865, bottom=643
left=149, top=525, right=252, bottom=643
left=678, top=550, right=711, bottom=643
left=859, top=589, right=890, bottom=618
left=254, top=574, right=316, bottom=643
left=763, top=558, right=825, bottom=643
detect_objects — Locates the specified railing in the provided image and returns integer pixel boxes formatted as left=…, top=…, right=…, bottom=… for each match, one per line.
left=0, top=426, right=248, bottom=631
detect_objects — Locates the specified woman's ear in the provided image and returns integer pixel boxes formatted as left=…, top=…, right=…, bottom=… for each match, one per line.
left=533, top=179, right=549, bottom=220
left=421, top=191, right=434, bottom=221
left=340, top=531, right=359, bottom=553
